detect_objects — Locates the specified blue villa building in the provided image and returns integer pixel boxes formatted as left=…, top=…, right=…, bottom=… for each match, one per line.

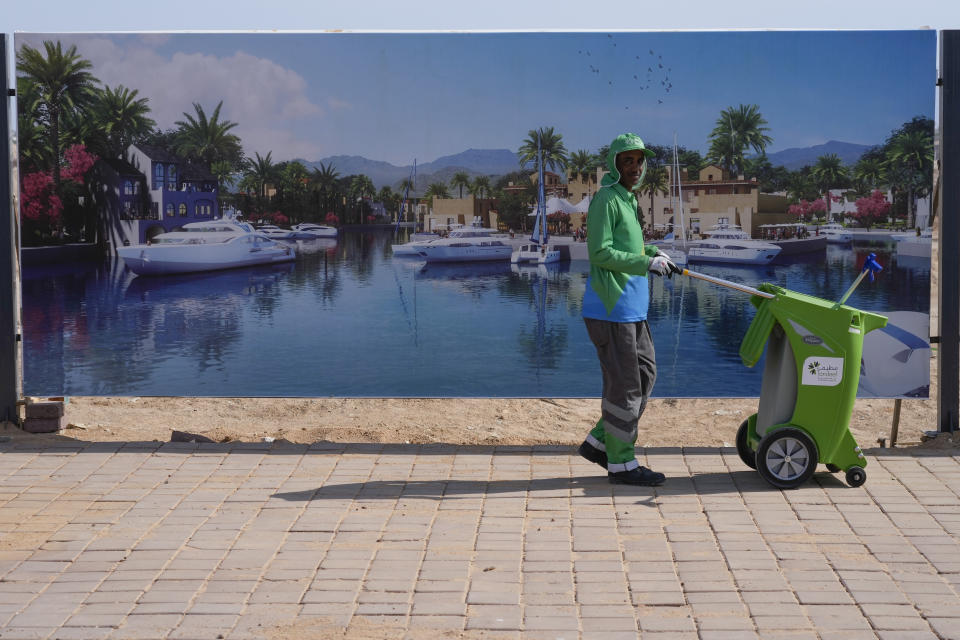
left=91, top=143, right=220, bottom=252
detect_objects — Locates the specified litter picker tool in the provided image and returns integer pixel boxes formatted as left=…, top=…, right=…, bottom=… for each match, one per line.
left=679, top=268, right=775, bottom=299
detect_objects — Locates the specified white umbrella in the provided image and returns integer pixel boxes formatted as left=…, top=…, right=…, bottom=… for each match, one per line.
left=572, top=195, right=592, bottom=213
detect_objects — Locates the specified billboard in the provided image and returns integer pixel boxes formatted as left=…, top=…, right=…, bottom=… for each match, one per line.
left=14, top=30, right=935, bottom=398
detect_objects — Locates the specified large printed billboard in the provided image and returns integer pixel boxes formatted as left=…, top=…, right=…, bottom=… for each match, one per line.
left=14, top=30, right=935, bottom=398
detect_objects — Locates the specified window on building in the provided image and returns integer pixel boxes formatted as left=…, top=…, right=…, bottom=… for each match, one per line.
left=165, top=203, right=174, bottom=217
left=167, top=165, right=177, bottom=191
left=123, top=201, right=132, bottom=218
left=708, top=188, right=717, bottom=195
left=152, top=202, right=159, bottom=217
left=154, top=164, right=164, bottom=190
left=718, top=217, right=729, bottom=225
left=124, top=180, right=133, bottom=195
left=178, top=203, right=187, bottom=217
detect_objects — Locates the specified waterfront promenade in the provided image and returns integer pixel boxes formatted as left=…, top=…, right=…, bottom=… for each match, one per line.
left=1, top=438, right=959, bottom=639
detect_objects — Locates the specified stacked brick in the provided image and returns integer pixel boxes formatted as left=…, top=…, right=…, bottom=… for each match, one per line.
left=23, top=399, right=65, bottom=433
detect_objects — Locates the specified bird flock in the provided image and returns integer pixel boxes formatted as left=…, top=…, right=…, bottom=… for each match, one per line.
left=578, top=34, right=673, bottom=109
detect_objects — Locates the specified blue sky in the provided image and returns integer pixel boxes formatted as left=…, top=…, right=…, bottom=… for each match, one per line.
left=6, top=2, right=950, bottom=167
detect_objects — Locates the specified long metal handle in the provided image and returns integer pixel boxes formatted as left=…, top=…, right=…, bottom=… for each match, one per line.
left=681, top=268, right=775, bottom=299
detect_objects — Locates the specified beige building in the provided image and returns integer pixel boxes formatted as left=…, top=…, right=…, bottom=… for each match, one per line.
left=423, top=195, right=500, bottom=232
left=645, top=165, right=792, bottom=238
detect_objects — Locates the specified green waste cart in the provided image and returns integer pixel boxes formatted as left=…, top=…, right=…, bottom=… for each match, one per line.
left=733, top=256, right=887, bottom=488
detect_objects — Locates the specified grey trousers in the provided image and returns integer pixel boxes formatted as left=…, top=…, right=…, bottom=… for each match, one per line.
left=583, top=319, right=657, bottom=466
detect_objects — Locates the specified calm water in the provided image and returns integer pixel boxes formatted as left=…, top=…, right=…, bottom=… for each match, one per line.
left=22, top=229, right=930, bottom=397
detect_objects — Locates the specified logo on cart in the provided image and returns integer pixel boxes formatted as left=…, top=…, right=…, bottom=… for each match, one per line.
left=802, top=357, right=843, bottom=387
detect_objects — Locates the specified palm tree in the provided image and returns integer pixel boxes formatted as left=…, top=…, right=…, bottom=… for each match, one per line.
left=517, top=126, right=569, bottom=174
left=852, top=153, right=886, bottom=197
left=470, top=176, right=492, bottom=200
left=706, top=104, right=772, bottom=176
left=15, top=76, right=50, bottom=173
left=424, top=182, right=450, bottom=208
left=639, top=165, right=670, bottom=231
left=568, top=149, right=598, bottom=194
left=349, top=175, right=376, bottom=223
left=312, top=162, right=340, bottom=214
left=16, top=40, right=98, bottom=187
left=450, top=171, right=471, bottom=198
left=91, top=85, right=156, bottom=158
left=886, top=129, right=934, bottom=229
left=811, top=154, right=848, bottom=222
left=174, top=101, right=242, bottom=169
left=245, top=152, right=276, bottom=214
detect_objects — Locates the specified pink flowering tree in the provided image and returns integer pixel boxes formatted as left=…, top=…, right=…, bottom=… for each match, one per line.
left=851, top=190, right=891, bottom=231
left=21, top=144, right=99, bottom=244
left=787, top=198, right=827, bottom=222
left=324, top=212, right=339, bottom=226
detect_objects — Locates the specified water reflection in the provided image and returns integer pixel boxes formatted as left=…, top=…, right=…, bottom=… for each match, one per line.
left=21, top=233, right=931, bottom=397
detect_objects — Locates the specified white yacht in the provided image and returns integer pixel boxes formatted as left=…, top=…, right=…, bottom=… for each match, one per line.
left=686, top=224, right=781, bottom=265
left=117, top=219, right=295, bottom=276
left=415, top=225, right=513, bottom=263
left=291, top=222, right=338, bottom=238
left=391, top=231, right=444, bottom=256
left=256, top=224, right=297, bottom=240
left=817, top=222, right=853, bottom=244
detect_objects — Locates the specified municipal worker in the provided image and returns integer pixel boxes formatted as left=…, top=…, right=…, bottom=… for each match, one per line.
left=578, top=133, right=680, bottom=486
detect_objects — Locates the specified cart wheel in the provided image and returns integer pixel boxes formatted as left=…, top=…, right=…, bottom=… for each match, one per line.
left=845, top=466, right=867, bottom=487
left=735, top=420, right=757, bottom=469
left=825, top=463, right=841, bottom=473
left=756, top=428, right=819, bottom=489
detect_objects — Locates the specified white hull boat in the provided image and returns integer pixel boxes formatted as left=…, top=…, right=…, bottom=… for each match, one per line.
left=117, top=220, right=295, bottom=276
left=686, top=224, right=781, bottom=265
left=818, top=222, right=853, bottom=244
left=291, top=223, right=338, bottom=238
left=511, top=243, right=562, bottom=264
left=417, top=237, right=513, bottom=263
left=392, top=232, right=441, bottom=256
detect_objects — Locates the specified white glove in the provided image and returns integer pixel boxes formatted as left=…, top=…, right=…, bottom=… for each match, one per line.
left=648, top=254, right=681, bottom=278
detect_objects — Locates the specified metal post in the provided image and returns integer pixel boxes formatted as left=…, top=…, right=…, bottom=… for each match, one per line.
left=1, top=35, right=23, bottom=426
left=939, top=31, right=960, bottom=434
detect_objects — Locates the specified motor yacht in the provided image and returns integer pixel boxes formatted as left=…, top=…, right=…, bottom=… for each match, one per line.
left=391, top=231, right=443, bottom=256
left=256, top=224, right=297, bottom=240
left=817, top=222, right=853, bottom=244
left=415, top=226, right=513, bottom=263
left=291, top=222, right=338, bottom=238
left=686, top=224, right=781, bottom=265
left=117, top=219, right=295, bottom=276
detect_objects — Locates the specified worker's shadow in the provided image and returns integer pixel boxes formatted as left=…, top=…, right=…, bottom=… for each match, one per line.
left=272, top=469, right=809, bottom=503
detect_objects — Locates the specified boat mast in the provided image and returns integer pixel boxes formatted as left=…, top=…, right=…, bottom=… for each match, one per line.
left=673, top=133, right=687, bottom=248
left=394, top=159, right=416, bottom=234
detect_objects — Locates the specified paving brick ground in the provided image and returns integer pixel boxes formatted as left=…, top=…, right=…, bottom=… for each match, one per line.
left=0, top=440, right=958, bottom=639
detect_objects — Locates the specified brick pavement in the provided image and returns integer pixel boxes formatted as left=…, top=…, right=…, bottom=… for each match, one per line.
left=0, top=440, right=958, bottom=639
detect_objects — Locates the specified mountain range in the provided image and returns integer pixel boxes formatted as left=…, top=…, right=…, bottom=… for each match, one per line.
left=295, top=149, right=521, bottom=194
left=760, top=140, right=875, bottom=171
left=296, top=140, right=876, bottom=192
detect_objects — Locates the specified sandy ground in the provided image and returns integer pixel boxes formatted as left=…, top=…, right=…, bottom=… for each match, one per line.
left=1, top=353, right=951, bottom=451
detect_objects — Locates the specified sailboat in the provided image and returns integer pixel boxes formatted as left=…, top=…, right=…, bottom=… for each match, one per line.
left=653, top=134, right=689, bottom=266
left=392, top=160, right=441, bottom=256
left=511, top=142, right=564, bottom=265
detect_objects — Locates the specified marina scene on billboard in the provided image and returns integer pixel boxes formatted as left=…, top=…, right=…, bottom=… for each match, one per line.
left=15, top=30, right=934, bottom=398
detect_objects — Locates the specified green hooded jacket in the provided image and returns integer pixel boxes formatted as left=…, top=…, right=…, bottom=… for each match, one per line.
left=586, top=133, right=660, bottom=314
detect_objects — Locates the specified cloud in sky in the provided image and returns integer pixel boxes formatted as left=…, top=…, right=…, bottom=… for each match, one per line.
left=21, top=34, right=325, bottom=160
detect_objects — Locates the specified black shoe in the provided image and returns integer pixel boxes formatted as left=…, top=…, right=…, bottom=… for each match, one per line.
left=608, top=466, right=666, bottom=486
left=578, top=441, right=607, bottom=469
